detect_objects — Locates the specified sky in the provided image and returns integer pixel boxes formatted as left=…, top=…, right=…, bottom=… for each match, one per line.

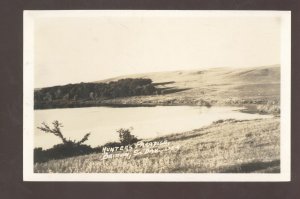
left=32, top=11, right=281, bottom=88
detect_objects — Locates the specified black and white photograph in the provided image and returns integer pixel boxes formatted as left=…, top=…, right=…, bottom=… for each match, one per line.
left=23, top=10, right=291, bottom=181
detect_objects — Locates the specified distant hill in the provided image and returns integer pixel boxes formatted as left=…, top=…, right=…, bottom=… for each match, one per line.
left=97, top=65, right=279, bottom=88
left=35, top=65, right=280, bottom=109
left=96, top=65, right=280, bottom=102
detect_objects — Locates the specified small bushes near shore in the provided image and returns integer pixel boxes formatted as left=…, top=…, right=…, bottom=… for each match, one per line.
left=117, top=128, right=138, bottom=145
left=35, top=121, right=139, bottom=163
left=35, top=120, right=92, bottom=163
left=257, top=104, right=280, bottom=114
left=34, top=144, right=93, bottom=163
left=212, top=119, right=240, bottom=125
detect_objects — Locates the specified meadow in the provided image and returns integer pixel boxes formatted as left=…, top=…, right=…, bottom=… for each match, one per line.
left=34, top=65, right=280, bottom=173
left=97, top=65, right=280, bottom=110
left=34, top=117, right=280, bottom=173
left=34, top=65, right=280, bottom=114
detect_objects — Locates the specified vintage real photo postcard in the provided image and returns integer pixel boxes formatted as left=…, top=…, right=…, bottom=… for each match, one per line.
left=23, top=10, right=291, bottom=181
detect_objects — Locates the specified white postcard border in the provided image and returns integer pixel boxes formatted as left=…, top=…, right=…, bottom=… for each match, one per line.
left=23, top=10, right=291, bottom=182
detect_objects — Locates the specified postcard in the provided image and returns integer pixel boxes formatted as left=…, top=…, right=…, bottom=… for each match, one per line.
left=23, top=10, right=291, bottom=181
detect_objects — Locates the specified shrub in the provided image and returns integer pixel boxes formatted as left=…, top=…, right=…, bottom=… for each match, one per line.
left=35, top=120, right=92, bottom=163
left=257, top=104, right=280, bottom=114
left=92, top=142, right=123, bottom=153
left=35, top=121, right=140, bottom=163
left=34, top=144, right=93, bottom=163
left=117, top=128, right=138, bottom=145
left=48, top=143, right=92, bottom=158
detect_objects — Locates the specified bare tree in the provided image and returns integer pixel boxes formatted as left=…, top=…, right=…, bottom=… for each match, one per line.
left=37, top=120, right=90, bottom=146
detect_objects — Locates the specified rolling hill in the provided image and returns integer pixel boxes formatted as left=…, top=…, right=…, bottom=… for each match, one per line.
left=35, top=65, right=280, bottom=110
left=96, top=65, right=280, bottom=106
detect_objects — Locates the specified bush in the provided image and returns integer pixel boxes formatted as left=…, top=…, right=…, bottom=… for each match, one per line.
left=34, top=144, right=93, bottom=163
left=257, top=104, right=280, bottom=114
left=92, top=142, right=123, bottom=153
left=117, top=128, right=138, bottom=145
left=103, top=141, right=123, bottom=148
left=35, top=121, right=139, bottom=163
left=35, top=120, right=93, bottom=163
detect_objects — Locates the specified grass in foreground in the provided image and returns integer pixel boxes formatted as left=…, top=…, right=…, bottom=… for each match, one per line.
left=34, top=118, right=280, bottom=173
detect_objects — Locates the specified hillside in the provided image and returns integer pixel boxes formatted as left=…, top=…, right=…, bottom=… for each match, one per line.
left=35, top=65, right=280, bottom=110
left=34, top=65, right=281, bottom=173
left=97, top=65, right=280, bottom=107
left=99, top=65, right=280, bottom=86
left=34, top=117, right=280, bottom=173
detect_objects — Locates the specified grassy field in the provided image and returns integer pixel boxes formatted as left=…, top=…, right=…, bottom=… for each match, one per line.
left=34, top=65, right=280, bottom=173
left=34, top=117, right=280, bottom=173
left=97, top=65, right=280, bottom=107
left=35, top=65, right=280, bottom=114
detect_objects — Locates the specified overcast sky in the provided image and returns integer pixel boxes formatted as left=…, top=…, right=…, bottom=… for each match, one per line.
left=32, top=11, right=281, bottom=88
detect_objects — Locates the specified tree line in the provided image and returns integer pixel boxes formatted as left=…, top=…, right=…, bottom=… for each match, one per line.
left=34, top=78, right=159, bottom=103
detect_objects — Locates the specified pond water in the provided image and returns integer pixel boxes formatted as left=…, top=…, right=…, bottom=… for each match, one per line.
left=34, top=106, right=272, bottom=149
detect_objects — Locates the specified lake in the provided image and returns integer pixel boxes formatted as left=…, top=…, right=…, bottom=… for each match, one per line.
left=34, top=106, right=272, bottom=149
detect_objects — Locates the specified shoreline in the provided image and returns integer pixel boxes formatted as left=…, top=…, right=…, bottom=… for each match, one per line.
left=34, top=97, right=280, bottom=116
left=34, top=117, right=280, bottom=173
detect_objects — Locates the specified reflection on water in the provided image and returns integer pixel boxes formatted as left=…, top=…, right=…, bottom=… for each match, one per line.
left=34, top=106, right=271, bottom=149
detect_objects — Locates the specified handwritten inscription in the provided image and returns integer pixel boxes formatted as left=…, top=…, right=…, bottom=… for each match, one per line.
left=102, top=140, right=180, bottom=160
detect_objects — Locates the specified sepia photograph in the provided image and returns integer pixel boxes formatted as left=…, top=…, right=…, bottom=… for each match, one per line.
left=23, top=10, right=291, bottom=181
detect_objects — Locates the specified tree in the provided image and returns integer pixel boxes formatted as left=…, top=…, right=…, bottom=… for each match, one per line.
left=35, top=121, right=93, bottom=163
left=116, top=128, right=138, bottom=145
left=34, top=78, right=159, bottom=108
left=37, top=120, right=90, bottom=146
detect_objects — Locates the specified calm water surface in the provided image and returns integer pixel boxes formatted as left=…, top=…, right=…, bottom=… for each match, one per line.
left=34, top=106, right=271, bottom=149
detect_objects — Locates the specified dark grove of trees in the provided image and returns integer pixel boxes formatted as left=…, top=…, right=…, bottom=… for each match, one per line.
left=34, top=78, right=159, bottom=108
